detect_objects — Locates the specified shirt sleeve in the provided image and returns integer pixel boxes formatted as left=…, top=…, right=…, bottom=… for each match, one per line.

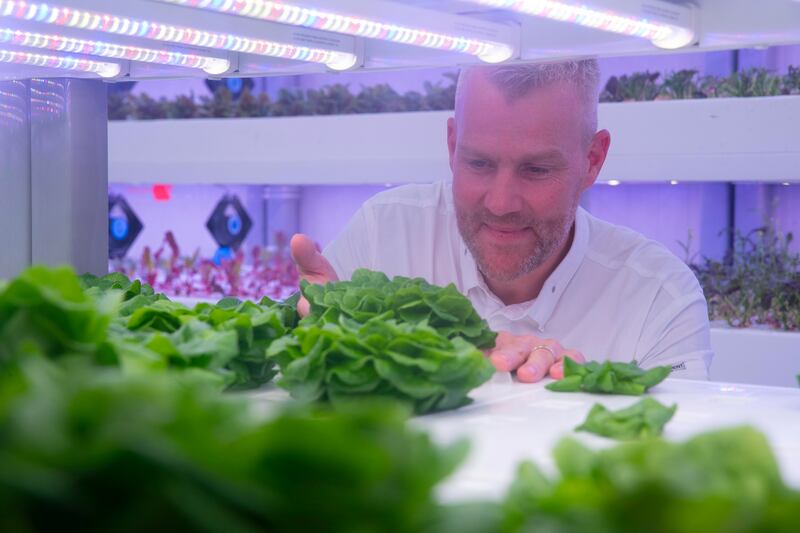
left=635, top=286, right=714, bottom=380
left=322, top=203, right=374, bottom=281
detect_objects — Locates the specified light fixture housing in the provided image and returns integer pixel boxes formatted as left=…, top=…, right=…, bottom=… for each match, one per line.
left=464, top=0, right=697, bottom=50
left=0, top=27, right=230, bottom=74
left=0, top=0, right=359, bottom=70
left=0, top=47, right=120, bottom=77
left=153, top=0, right=517, bottom=64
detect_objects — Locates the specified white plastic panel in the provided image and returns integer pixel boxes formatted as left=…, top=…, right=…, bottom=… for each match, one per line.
left=247, top=374, right=800, bottom=501
left=0, top=78, right=31, bottom=279
left=415, top=375, right=800, bottom=501
left=108, top=96, right=800, bottom=185
left=710, top=328, right=800, bottom=388
left=30, top=78, right=108, bottom=275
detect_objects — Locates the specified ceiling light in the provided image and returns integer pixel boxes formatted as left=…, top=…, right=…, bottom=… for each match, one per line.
left=0, top=27, right=230, bottom=74
left=155, top=0, right=516, bottom=63
left=0, top=0, right=357, bottom=69
left=0, top=47, right=120, bottom=77
left=464, top=0, right=697, bottom=50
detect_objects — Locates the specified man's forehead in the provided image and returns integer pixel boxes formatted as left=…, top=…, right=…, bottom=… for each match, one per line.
left=457, top=143, right=568, bottom=162
left=458, top=69, right=581, bottom=106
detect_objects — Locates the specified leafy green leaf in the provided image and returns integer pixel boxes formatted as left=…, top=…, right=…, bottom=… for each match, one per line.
left=4, top=268, right=296, bottom=390
left=576, top=398, right=677, bottom=441
left=301, top=268, right=496, bottom=349
left=267, top=315, right=494, bottom=414
left=0, top=266, right=118, bottom=367
left=546, top=359, right=671, bottom=395
left=502, top=426, right=800, bottom=532
left=0, top=361, right=465, bottom=533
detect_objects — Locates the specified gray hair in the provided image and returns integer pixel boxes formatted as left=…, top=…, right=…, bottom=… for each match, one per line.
left=455, top=59, right=601, bottom=144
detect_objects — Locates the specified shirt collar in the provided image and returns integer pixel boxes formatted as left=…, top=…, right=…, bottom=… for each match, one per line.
left=459, top=207, right=590, bottom=329
left=529, top=207, right=589, bottom=329
left=459, top=236, right=482, bottom=294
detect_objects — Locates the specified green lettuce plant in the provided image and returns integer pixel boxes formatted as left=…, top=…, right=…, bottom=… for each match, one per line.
left=97, top=278, right=298, bottom=390
left=599, top=71, right=661, bottom=102
left=502, top=427, right=799, bottom=533
left=301, top=269, right=497, bottom=349
left=717, top=68, right=783, bottom=97
left=658, top=69, right=703, bottom=99
left=576, top=397, right=677, bottom=440
left=2, top=267, right=296, bottom=390
left=0, top=266, right=118, bottom=369
left=0, top=360, right=466, bottom=533
left=689, top=228, right=800, bottom=330
left=783, top=65, right=800, bottom=94
left=267, top=314, right=494, bottom=414
left=108, top=65, right=800, bottom=121
left=545, top=358, right=672, bottom=395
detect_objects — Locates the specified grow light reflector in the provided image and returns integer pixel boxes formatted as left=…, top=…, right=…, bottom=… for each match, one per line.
left=0, top=28, right=230, bottom=74
left=0, top=0, right=357, bottom=70
left=155, top=0, right=515, bottom=63
left=464, top=0, right=696, bottom=50
left=0, top=48, right=120, bottom=77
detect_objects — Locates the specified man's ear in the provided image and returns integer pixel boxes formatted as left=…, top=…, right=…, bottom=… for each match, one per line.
left=583, top=129, right=611, bottom=191
left=447, top=117, right=457, bottom=173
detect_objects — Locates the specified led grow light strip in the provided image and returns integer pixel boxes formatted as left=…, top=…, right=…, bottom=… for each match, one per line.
left=0, top=1, right=357, bottom=70
left=464, top=0, right=696, bottom=49
left=0, top=27, right=230, bottom=74
left=0, top=48, right=120, bottom=77
left=156, top=0, right=515, bottom=63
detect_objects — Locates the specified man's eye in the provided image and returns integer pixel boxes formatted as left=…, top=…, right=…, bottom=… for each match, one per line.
left=523, top=166, right=550, bottom=175
left=469, top=160, right=490, bottom=170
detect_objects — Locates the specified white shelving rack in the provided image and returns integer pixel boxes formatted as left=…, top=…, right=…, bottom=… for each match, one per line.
left=3, top=0, right=800, bottom=278
left=2, top=1, right=800, bottom=388
left=108, top=95, right=800, bottom=186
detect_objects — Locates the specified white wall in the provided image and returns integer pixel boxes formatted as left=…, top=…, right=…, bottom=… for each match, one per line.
left=582, top=183, right=731, bottom=261
left=109, top=183, right=265, bottom=259
left=299, top=184, right=392, bottom=248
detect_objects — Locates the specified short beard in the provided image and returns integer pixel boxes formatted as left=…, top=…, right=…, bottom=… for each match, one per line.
left=456, top=205, right=575, bottom=283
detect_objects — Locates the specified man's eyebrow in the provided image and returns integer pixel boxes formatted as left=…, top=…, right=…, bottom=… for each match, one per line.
left=457, top=144, right=492, bottom=159
left=518, top=149, right=568, bottom=165
left=458, top=144, right=568, bottom=165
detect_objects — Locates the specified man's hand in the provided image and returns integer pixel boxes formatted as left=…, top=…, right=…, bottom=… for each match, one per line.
left=290, top=234, right=339, bottom=317
left=487, top=331, right=585, bottom=383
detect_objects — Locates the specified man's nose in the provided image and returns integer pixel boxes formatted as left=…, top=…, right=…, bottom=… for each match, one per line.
left=483, top=168, right=522, bottom=217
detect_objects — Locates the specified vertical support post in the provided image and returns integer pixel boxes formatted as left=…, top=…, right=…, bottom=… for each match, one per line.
left=29, top=78, right=108, bottom=276
left=0, top=80, right=32, bottom=279
left=263, top=186, right=301, bottom=248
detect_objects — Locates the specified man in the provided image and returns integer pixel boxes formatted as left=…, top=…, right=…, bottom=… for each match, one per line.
left=290, top=59, right=713, bottom=382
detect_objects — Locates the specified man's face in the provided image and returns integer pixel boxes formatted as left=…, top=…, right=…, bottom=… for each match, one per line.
left=449, top=73, right=598, bottom=283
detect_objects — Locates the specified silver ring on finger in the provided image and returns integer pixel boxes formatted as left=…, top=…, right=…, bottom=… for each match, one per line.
left=530, top=344, right=556, bottom=360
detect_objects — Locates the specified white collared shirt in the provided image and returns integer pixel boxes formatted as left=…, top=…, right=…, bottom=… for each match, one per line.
left=323, top=181, right=713, bottom=379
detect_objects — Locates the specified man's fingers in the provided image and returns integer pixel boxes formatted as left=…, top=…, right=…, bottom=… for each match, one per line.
left=289, top=233, right=337, bottom=318
left=296, top=295, right=311, bottom=317
left=290, top=233, right=339, bottom=284
left=517, top=346, right=556, bottom=383
left=548, top=350, right=586, bottom=380
left=489, top=345, right=530, bottom=372
left=564, top=350, right=586, bottom=364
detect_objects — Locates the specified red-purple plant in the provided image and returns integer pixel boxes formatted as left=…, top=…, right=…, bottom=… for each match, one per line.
left=111, top=231, right=300, bottom=301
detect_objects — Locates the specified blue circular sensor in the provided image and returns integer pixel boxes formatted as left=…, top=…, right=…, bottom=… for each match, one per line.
left=226, top=78, right=243, bottom=93
left=227, top=215, right=242, bottom=235
left=213, top=246, right=233, bottom=265
left=110, top=217, right=128, bottom=240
